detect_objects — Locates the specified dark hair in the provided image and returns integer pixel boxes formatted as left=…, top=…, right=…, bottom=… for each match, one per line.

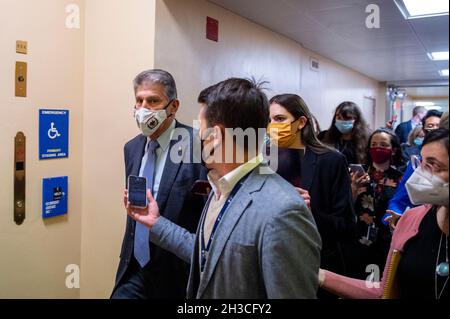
left=269, top=94, right=333, bottom=154
left=322, top=101, right=370, bottom=164
left=202, top=78, right=269, bottom=149
left=197, top=84, right=218, bottom=104
left=422, top=110, right=443, bottom=127
left=367, top=128, right=404, bottom=168
left=423, top=128, right=449, bottom=155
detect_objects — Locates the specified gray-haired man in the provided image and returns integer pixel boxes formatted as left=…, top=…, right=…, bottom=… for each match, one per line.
left=111, top=69, right=207, bottom=299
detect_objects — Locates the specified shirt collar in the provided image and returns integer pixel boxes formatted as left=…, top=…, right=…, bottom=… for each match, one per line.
left=207, top=153, right=263, bottom=199
left=147, top=120, right=176, bottom=152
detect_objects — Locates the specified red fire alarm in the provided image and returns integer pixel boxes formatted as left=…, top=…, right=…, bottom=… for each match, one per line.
left=206, top=17, right=219, bottom=42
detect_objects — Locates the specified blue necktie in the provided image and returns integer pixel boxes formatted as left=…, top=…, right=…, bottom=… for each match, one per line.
left=134, top=139, right=159, bottom=268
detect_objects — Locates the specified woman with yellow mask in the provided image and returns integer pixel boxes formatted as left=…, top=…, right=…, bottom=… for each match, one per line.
left=266, top=94, right=356, bottom=298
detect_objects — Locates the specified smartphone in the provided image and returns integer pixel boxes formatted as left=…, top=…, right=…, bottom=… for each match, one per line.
left=190, top=180, right=211, bottom=196
left=128, top=175, right=147, bottom=208
left=349, top=164, right=366, bottom=175
left=391, top=114, right=398, bottom=125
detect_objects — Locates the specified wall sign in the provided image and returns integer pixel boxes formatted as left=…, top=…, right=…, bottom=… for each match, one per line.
left=39, top=109, right=69, bottom=160
left=42, top=176, right=68, bottom=219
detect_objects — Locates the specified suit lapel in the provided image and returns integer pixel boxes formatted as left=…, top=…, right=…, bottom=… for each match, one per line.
left=300, top=147, right=318, bottom=191
left=196, top=168, right=267, bottom=297
left=130, top=136, right=147, bottom=177
left=157, top=121, right=189, bottom=212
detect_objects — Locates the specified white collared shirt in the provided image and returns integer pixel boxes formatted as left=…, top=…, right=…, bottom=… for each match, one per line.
left=138, top=120, right=176, bottom=200
left=200, top=153, right=263, bottom=271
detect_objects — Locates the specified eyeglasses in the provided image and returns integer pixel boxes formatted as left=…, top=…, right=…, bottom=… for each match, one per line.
left=411, top=155, right=422, bottom=170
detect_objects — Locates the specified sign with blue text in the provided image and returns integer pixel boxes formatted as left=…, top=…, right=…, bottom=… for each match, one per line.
left=39, top=109, right=69, bottom=160
left=42, top=176, right=68, bottom=219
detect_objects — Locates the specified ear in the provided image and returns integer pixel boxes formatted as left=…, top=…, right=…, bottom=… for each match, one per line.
left=169, top=99, right=180, bottom=116
left=298, top=116, right=308, bottom=131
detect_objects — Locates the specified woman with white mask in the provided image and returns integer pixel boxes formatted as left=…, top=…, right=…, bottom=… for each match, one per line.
left=318, top=128, right=449, bottom=299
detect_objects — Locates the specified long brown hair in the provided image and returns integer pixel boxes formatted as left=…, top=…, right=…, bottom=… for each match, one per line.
left=269, top=94, right=333, bottom=155
left=322, top=101, right=369, bottom=164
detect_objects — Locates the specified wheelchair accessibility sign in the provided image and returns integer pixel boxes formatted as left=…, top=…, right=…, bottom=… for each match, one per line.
left=39, top=109, right=69, bottom=160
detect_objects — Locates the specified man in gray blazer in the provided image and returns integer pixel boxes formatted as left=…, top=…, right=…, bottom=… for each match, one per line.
left=125, top=78, right=322, bottom=298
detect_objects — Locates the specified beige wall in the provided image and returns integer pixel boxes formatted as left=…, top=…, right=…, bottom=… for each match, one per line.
left=0, top=0, right=388, bottom=299
left=80, top=0, right=156, bottom=298
left=0, top=0, right=85, bottom=298
left=154, top=0, right=385, bottom=130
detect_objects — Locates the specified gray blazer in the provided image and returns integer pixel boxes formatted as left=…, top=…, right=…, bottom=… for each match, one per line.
left=150, top=164, right=322, bottom=298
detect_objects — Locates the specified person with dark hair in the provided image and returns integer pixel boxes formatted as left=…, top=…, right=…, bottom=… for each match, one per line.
left=124, top=78, right=321, bottom=298
left=319, top=128, right=449, bottom=299
left=394, top=106, right=427, bottom=144
left=319, top=101, right=370, bottom=165
left=266, top=94, right=356, bottom=279
left=111, top=69, right=207, bottom=299
left=345, top=128, right=404, bottom=279
left=422, top=110, right=443, bottom=132
left=384, top=110, right=443, bottom=227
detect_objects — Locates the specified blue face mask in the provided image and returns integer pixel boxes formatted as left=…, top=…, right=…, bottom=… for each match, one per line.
left=335, top=120, right=354, bottom=134
left=414, top=137, right=424, bottom=147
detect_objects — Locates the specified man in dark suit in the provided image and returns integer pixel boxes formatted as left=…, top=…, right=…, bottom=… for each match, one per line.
left=111, top=69, right=206, bottom=299
left=395, top=106, right=426, bottom=144
left=124, top=78, right=321, bottom=298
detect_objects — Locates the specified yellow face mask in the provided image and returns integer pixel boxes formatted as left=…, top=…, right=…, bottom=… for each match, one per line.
left=267, top=120, right=300, bottom=148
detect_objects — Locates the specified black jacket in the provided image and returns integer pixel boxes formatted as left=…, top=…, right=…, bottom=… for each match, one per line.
left=299, top=148, right=357, bottom=273
left=112, top=121, right=207, bottom=298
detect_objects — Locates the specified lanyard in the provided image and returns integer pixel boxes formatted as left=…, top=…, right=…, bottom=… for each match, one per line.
left=200, top=173, right=250, bottom=272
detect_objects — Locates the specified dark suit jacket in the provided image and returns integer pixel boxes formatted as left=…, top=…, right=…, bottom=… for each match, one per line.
left=112, top=121, right=207, bottom=298
left=299, top=147, right=356, bottom=274
left=395, top=120, right=412, bottom=144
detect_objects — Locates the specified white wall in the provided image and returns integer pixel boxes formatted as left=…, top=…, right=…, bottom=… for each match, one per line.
left=0, top=0, right=85, bottom=298
left=154, top=0, right=384, bottom=131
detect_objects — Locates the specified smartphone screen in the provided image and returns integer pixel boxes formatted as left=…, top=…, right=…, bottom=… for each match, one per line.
left=349, top=164, right=365, bottom=175
left=128, top=175, right=147, bottom=208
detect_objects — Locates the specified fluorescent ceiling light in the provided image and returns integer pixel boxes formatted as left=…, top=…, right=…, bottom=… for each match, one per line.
left=428, top=51, right=449, bottom=61
left=415, top=101, right=435, bottom=106
left=395, top=0, right=449, bottom=19
left=425, top=105, right=443, bottom=110
left=439, top=69, right=449, bottom=76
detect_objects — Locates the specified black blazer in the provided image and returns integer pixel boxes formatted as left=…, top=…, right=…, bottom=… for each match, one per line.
left=112, top=121, right=207, bottom=298
left=299, top=147, right=356, bottom=273
left=395, top=120, right=413, bottom=144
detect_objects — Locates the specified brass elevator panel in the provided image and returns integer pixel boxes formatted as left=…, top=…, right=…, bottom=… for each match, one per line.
left=15, top=61, right=27, bottom=97
left=14, top=132, right=26, bottom=225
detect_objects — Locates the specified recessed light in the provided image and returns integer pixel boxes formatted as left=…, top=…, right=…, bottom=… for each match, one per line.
left=425, top=105, right=443, bottom=110
left=439, top=69, right=449, bottom=76
left=395, top=0, right=449, bottom=19
left=415, top=101, right=435, bottom=106
left=428, top=51, right=449, bottom=61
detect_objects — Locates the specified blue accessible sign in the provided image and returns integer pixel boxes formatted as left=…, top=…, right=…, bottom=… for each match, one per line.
left=42, top=176, right=68, bottom=219
left=39, top=109, right=69, bottom=160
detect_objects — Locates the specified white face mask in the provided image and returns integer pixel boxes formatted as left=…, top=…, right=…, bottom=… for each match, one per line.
left=134, top=107, right=168, bottom=137
left=406, top=166, right=449, bottom=206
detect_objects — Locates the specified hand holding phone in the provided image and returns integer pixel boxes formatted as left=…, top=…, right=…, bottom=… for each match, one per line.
left=128, top=175, right=147, bottom=208
left=349, top=164, right=366, bottom=175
